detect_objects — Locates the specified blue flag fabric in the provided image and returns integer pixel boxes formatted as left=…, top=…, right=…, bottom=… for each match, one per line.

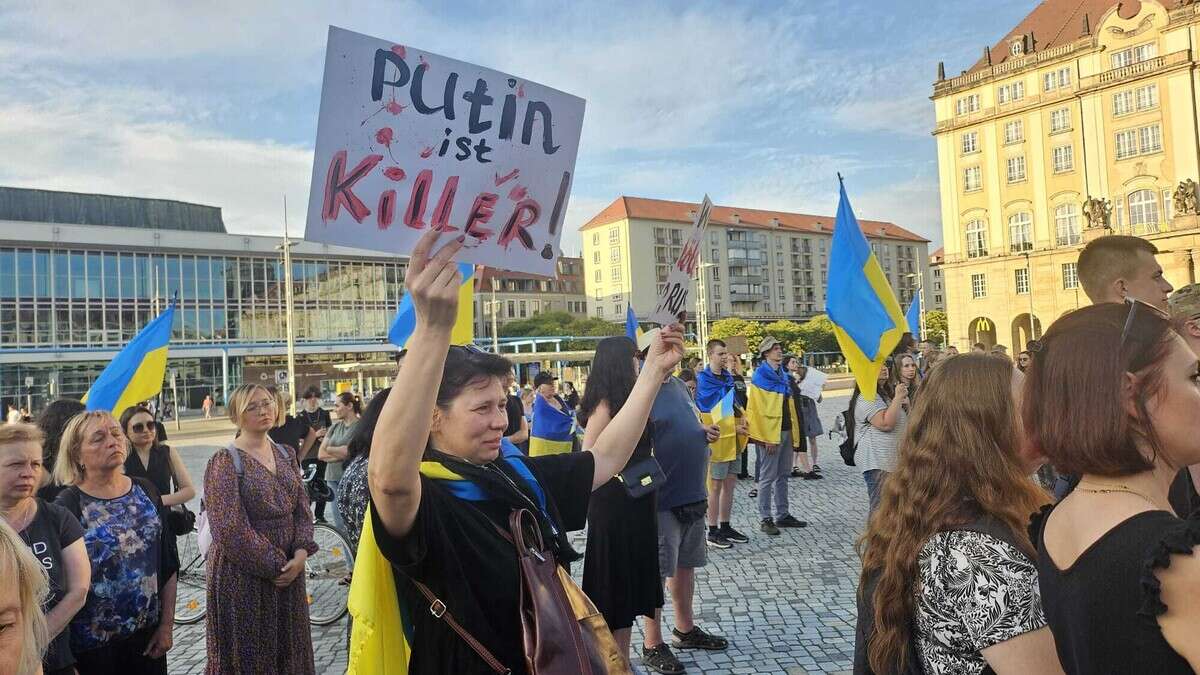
left=388, top=262, right=475, bottom=348
left=529, top=395, right=574, bottom=456
left=906, top=295, right=921, bottom=337
left=824, top=179, right=907, bottom=400
left=83, top=305, right=175, bottom=413
left=625, top=304, right=641, bottom=341
left=695, top=366, right=734, bottom=412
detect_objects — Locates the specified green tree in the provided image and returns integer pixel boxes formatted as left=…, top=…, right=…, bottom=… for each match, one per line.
left=924, top=310, right=948, bottom=346
left=797, top=315, right=839, bottom=353
left=762, top=320, right=804, bottom=354
left=498, top=311, right=623, bottom=350
left=709, top=318, right=766, bottom=354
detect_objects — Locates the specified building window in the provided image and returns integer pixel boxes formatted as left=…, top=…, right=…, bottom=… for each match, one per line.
left=963, top=166, right=982, bottom=192
left=592, top=233, right=599, bottom=246
left=1113, top=91, right=1134, bottom=116
left=654, top=227, right=667, bottom=245
left=1139, top=124, right=1163, bottom=155
left=593, top=269, right=601, bottom=283
left=1111, top=42, right=1157, bottom=69
left=997, top=81, right=1025, bottom=104
left=955, top=94, right=980, bottom=116
left=1050, top=108, right=1071, bottom=133
left=1003, top=120, right=1024, bottom=144
left=1043, top=67, right=1071, bottom=92
left=961, top=131, right=978, bottom=154
left=1006, top=156, right=1027, bottom=183
left=1008, top=212, right=1033, bottom=252
left=1136, top=84, right=1158, bottom=111
left=1062, top=262, right=1079, bottom=289
left=610, top=267, right=621, bottom=281
left=966, top=219, right=988, bottom=258
left=971, top=273, right=987, bottom=299
left=1164, top=188, right=1175, bottom=222
left=610, top=247, right=620, bottom=262
left=1015, top=268, right=1030, bottom=294
left=592, top=250, right=600, bottom=264
left=596, top=306, right=604, bottom=317
left=608, top=227, right=619, bottom=244
left=1055, top=204, right=1081, bottom=246
left=1052, top=145, right=1074, bottom=173
left=507, top=300, right=515, bottom=317
left=1128, top=189, right=1160, bottom=232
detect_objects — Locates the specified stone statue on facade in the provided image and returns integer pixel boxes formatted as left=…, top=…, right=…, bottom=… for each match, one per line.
left=1174, top=178, right=1199, bottom=216
left=1082, top=196, right=1112, bottom=229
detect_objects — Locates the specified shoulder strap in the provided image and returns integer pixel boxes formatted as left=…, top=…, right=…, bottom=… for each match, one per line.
left=225, top=444, right=244, bottom=476
left=409, top=578, right=509, bottom=673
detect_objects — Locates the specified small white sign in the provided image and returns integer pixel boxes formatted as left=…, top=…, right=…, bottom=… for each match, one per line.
left=798, top=368, right=828, bottom=400
left=648, top=196, right=713, bottom=326
left=24, top=376, right=33, bottom=387
left=275, top=370, right=289, bottom=385
left=304, top=27, right=586, bottom=276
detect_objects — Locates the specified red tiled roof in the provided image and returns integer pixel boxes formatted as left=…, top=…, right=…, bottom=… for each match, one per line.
left=964, top=0, right=1122, bottom=76
left=930, top=247, right=945, bottom=264
left=579, top=196, right=928, bottom=243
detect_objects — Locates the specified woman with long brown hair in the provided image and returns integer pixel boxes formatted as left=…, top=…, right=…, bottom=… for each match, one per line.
left=855, top=354, right=1062, bottom=674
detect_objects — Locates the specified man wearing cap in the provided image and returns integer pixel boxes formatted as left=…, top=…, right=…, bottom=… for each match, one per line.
left=636, top=329, right=729, bottom=673
left=1165, top=284, right=1200, bottom=517
left=528, top=370, right=574, bottom=456
left=745, top=336, right=807, bottom=535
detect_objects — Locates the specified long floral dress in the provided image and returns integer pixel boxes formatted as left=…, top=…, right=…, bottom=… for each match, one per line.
left=203, top=442, right=318, bottom=674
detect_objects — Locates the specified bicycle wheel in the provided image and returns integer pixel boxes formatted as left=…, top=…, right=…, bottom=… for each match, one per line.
left=306, top=523, right=354, bottom=626
left=174, top=531, right=208, bottom=625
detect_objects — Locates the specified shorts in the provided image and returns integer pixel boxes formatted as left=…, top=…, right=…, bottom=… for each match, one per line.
left=657, top=506, right=707, bottom=576
left=709, top=459, right=738, bottom=480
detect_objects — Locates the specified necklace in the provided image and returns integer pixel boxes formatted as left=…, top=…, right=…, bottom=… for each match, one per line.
left=1075, top=480, right=1160, bottom=508
left=0, top=498, right=36, bottom=533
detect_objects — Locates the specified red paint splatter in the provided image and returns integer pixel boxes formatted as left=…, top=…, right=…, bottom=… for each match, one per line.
left=375, top=127, right=394, bottom=146
left=420, top=146, right=434, bottom=158
left=517, top=83, right=525, bottom=98
left=385, top=100, right=405, bottom=115
left=383, top=167, right=407, bottom=181
left=508, top=185, right=527, bottom=201
left=419, top=55, right=430, bottom=69
left=493, top=168, right=520, bottom=186
left=390, top=45, right=407, bottom=58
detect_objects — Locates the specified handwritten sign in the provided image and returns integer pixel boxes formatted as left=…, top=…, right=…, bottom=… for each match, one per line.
left=798, top=368, right=827, bottom=400
left=304, top=26, right=586, bottom=276
left=648, top=195, right=713, bottom=325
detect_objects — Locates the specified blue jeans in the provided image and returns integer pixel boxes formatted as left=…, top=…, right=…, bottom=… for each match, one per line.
left=863, top=470, right=887, bottom=513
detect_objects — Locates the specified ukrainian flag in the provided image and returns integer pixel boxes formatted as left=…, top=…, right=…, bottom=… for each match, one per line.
left=625, top=304, right=642, bottom=341
left=745, top=360, right=801, bottom=445
left=529, top=394, right=574, bottom=456
left=82, top=305, right=174, bottom=413
left=905, top=295, right=921, bottom=338
left=825, top=178, right=907, bottom=401
left=695, top=368, right=737, bottom=463
left=388, top=262, right=474, bottom=347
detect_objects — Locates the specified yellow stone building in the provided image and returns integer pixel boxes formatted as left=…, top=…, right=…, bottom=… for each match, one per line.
left=934, top=0, right=1200, bottom=350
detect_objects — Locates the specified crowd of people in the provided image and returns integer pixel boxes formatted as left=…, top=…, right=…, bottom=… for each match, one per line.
left=3, top=230, right=1200, bottom=675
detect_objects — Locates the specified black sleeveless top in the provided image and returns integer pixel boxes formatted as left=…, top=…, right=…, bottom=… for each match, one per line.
left=1030, top=504, right=1197, bottom=674
left=124, top=444, right=174, bottom=498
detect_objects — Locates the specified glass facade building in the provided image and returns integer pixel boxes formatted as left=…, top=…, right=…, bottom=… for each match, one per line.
left=0, top=188, right=405, bottom=412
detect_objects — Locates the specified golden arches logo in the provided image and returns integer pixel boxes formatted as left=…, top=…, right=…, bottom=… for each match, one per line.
left=974, top=318, right=993, bottom=332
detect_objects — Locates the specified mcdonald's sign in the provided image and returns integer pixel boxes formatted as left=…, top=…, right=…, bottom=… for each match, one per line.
left=974, top=317, right=993, bottom=333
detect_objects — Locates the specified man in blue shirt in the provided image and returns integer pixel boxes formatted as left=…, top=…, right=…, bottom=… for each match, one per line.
left=637, top=331, right=729, bottom=674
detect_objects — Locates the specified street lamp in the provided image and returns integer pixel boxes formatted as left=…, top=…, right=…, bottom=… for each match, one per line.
left=275, top=196, right=298, bottom=415
left=696, top=262, right=716, bottom=351
left=903, top=271, right=926, bottom=341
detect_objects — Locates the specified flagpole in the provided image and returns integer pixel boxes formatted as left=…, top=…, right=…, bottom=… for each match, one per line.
left=281, top=196, right=298, bottom=415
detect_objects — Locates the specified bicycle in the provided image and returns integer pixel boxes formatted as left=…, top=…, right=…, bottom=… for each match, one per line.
left=171, top=465, right=356, bottom=626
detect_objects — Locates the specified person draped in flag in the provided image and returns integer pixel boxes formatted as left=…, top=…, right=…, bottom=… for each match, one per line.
left=349, top=229, right=685, bottom=674
left=694, top=339, right=750, bottom=550
left=528, top=371, right=575, bottom=456
left=745, top=337, right=807, bottom=536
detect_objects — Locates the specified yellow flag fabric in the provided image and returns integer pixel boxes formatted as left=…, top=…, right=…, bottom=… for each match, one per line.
left=700, top=410, right=738, bottom=463
left=347, top=507, right=409, bottom=675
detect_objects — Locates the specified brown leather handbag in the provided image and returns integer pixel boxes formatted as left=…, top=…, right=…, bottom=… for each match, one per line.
left=508, top=509, right=629, bottom=675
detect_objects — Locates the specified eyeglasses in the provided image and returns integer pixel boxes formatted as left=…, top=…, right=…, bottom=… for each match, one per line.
left=129, top=422, right=155, bottom=434
left=245, top=399, right=277, bottom=415
left=1119, top=297, right=1170, bottom=348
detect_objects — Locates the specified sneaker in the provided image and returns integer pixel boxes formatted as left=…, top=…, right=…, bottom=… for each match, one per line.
left=775, top=514, right=808, bottom=528
left=720, top=524, right=750, bottom=543
left=790, top=467, right=804, bottom=478
left=760, top=518, right=780, bottom=535
left=748, top=488, right=757, bottom=498
left=801, top=471, right=821, bottom=480
left=705, top=531, right=732, bottom=549
left=641, top=644, right=685, bottom=674
left=811, top=464, right=823, bottom=474
left=671, top=625, right=729, bottom=651
left=735, top=472, right=751, bottom=480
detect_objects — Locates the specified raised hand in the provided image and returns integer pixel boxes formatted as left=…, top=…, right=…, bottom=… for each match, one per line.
left=643, top=324, right=685, bottom=376
left=404, top=229, right=466, bottom=333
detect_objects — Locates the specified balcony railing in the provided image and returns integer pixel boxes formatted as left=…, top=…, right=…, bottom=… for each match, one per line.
left=1080, top=50, right=1190, bottom=90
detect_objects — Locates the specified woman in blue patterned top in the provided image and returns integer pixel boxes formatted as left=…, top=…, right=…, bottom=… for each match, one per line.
left=52, top=411, right=178, bottom=675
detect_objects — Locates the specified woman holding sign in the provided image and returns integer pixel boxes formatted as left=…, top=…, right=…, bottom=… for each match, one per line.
left=363, top=229, right=684, bottom=674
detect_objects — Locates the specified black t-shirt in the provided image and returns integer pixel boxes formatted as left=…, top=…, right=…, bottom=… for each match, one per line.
left=296, top=407, right=332, bottom=431
left=1168, top=468, right=1198, bottom=518
left=372, top=452, right=595, bottom=674
left=503, top=395, right=525, bottom=437
left=19, top=499, right=85, bottom=670
left=269, top=415, right=310, bottom=460
left=731, top=375, right=748, bottom=410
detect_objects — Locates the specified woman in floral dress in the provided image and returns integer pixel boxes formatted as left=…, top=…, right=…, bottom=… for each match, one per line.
left=203, top=384, right=318, bottom=674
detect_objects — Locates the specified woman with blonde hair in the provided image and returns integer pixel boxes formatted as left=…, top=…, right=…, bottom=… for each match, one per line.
left=203, top=383, right=317, bottom=674
left=0, top=517, right=50, bottom=675
left=53, top=411, right=178, bottom=675
left=855, top=354, right=1062, bottom=674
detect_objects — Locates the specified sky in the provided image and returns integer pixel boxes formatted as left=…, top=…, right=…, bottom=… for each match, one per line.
left=0, top=0, right=1038, bottom=254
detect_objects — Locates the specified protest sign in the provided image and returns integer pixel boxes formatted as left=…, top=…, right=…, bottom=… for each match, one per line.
left=304, top=26, right=586, bottom=276
left=648, top=195, right=712, bottom=326
left=798, top=367, right=828, bottom=400
left=724, top=335, right=748, bottom=356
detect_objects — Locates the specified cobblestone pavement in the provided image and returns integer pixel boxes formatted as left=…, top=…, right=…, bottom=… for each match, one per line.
left=169, top=393, right=863, bottom=674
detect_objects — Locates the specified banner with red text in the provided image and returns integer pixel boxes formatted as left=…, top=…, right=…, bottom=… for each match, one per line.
left=304, top=26, right=586, bottom=276
left=648, top=195, right=713, bottom=326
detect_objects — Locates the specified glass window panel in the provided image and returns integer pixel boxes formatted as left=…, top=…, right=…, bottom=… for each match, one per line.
left=34, top=251, right=49, bottom=299
left=16, top=250, right=33, bottom=299
left=0, top=250, right=15, bottom=300
left=70, top=308, right=86, bottom=343
left=54, top=309, right=70, bottom=344
left=85, top=252, right=102, bottom=299
left=165, top=254, right=181, bottom=299
left=102, top=252, right=118, bottom=299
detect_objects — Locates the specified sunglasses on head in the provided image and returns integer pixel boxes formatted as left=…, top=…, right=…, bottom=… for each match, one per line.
left=1119, top=296, right=1170, bottom=348
left=129, top=422, right=155, bottom=434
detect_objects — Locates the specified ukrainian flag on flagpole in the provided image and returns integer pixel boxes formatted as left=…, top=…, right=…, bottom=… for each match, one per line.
left=825, top=177, right=908, bottom=401
left=388, top=262, right=474, bottom=347
left=905, top=295, right=921, bottom=338
left=625, top=304, right=642, bottom=341
left=82, top=304, right=175, bottom=413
